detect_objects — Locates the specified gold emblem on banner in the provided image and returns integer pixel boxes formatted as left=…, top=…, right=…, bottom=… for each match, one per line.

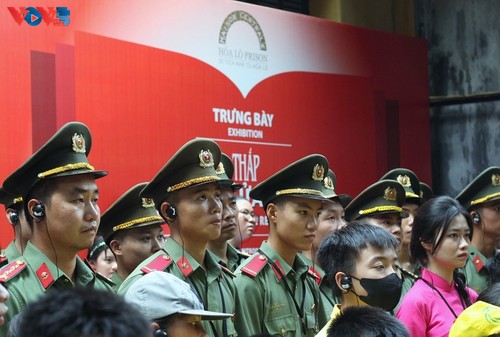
left=312, top=164, right=325, bottom=181
left=384, top=187, right=397, bottom=201
left=492, top=174, right=500, bottom=187
left=199, top=150, right=214, bottom=168
left=141, top=198, right=155, bottom=208
left=71, top=133, right=86, bottom=154
left=397, top=175, right=411, bottom=187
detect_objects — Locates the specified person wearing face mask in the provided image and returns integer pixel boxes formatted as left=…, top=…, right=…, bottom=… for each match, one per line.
left=315, top=221, right=403, bottom=337
left=396, top=196, right=478, bottom=337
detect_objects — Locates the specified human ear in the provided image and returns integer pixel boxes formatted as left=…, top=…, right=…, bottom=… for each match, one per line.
left=266, top=203, right=278, bottom=224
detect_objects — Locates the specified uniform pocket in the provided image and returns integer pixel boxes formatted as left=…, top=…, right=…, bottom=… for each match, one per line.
left=264, top=314, right=298, bottom=336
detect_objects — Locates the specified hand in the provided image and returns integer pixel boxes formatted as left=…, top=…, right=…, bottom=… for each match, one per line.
left=0, top=284, right=9, bottom=325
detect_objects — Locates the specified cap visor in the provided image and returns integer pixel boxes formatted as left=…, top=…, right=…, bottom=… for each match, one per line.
left=179, top=309, right=233, bottom=320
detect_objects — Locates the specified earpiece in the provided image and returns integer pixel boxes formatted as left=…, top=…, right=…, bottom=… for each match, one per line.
left=340, top=275, right=352, bottom=290
left=166, top=205, right=177, bottom=220
left=32, top=203, right=45, bottom=222
left=473, top=213, right=481, bottom=223
left=154, top=329, right=167, bottom=337
left=8, top=211, right=19, bottom=225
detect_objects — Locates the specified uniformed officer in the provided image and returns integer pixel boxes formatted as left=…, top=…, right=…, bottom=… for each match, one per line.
left=0, top=122, right=113, bottom=334
left=344, top=179, right=407, bottom=243
left=456, top=166, right=500, bottom=293
left=99, top=182, right=165, bottom=288
left=379, top=168, right=422, bottom=273
left=420, top=182, right=434, bottom=202
left=234, top=154, right=332, bottom=337
left=0, top=188, right=31, bottom=266
left=229, top=196, right=257, bottom=251
left=208, top=153, right=248, bottom=272
left=118, top=139, right=237, bottom=337
left=302, top=169, right=349, bottom=321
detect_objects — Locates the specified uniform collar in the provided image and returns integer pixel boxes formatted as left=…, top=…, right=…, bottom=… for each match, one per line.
left=259, top=241, right=309, bottom=278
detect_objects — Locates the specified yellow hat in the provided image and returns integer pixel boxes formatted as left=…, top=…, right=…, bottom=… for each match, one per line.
left=449, top=301, right=500, bottom=337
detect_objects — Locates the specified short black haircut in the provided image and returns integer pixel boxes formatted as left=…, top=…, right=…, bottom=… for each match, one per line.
left=478, top=282, right=500, bottom=306
left=327, top=306, right=410, bottom=337
left=317, top=220, right=399, bottom=297
left=16, top=288, right=150, bottom=337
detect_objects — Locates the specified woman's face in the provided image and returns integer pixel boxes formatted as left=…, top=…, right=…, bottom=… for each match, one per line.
left=427, top=214, right=471, bottom=273
left=91, top=248, right=117, bottom=279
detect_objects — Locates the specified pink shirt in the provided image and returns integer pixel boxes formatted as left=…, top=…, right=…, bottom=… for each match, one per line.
left=396, top=268, right=478, bottom=337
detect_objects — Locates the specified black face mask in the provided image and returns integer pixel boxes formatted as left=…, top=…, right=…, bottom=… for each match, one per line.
left=350, top=272, right=402, bottom=311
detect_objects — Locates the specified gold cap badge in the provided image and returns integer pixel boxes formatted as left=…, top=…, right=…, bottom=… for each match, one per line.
left=492, top=174, right=500, bottom=187
left=141, top=197, right=155, bottom=208
left=397, top=175, right=411, bottom=188
left=383, top=187, right=397, bottom=201
left=199, top=149, right=214, bottom=168
left=71, top=133, right=86, bottom=154
left=312, top=164, right=325, bottom=181
left=215, top=162, right=225, bottom=175
left=324, top=176, right=334, bottom=190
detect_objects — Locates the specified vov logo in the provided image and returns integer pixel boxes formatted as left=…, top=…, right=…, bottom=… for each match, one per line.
left=7, top=7, right=70, bottom=26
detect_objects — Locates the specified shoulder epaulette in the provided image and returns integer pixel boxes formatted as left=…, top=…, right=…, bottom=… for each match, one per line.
left=36, top=263, right=55, bottom=289
left=219, top=263, right=236, bottom=278
left=0, top=251, right=7, bottom=266
left=308, top=266, right=322, bottom=285
left=0, top=259, right=27, bottom=283
left=238, top=251, right=251, bottom=258
left=241, top=254, right=268, bottom=277
left=472, top=255, right=485, bottom=272
left=141, top=254, right=173, bottom=274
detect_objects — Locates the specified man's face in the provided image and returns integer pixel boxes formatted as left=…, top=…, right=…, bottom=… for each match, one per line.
left=315, top=200, right=346, bottom=251
left=366, top=213, right=402, bottom=243
left=401, top=203, right=419, bottom=246
left=271, top=197, right=323, bottom=253
left=112, top=225, right=165, bottom=274
left=350, top=245, right=400, bottom=300
left=236, top=198, right=256, bottom=242
left=174, top=182, right=222, bottom=242
left=218, top=186, right=238, bottom=242
left=44, top=174, right=100, bottom=252
left=478, top=200, right=500, bottom=241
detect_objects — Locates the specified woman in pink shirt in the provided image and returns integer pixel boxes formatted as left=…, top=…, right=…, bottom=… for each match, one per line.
left=396, top=196, right=478, bottom=337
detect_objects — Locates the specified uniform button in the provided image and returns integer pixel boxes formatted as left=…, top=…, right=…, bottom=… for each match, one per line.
left=163, top=255, right=171, bottom=260
left=259, top=255, right=266, bottom=261
left=280, top=328, right=286, bottom=336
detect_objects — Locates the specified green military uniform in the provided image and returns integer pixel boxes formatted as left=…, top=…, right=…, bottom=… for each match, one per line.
left=0, top=242, right=114, bottom=335
left=456, top=166, right=500, bottom=293
left=2, top=241, right=21, bottom=265
left=119, top=238, right=237, bottom=337
left=304, top=256, right=337, bottom=324
left=0, top=122, right=110, bottom=334
left=111, top=272, right=125, bottom=289
left=463, top=244, right=490, bottom=294
left=221, top=243, right=248, bottom=272
left=234, top=154, right=334, bottom=337
left=119, top=138, right=237, bottom=337
left=235, top=242, right=323, bottom=337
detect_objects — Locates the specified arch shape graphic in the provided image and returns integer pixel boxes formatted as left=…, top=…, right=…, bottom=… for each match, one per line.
left=219, top=10, right=267, bottom=51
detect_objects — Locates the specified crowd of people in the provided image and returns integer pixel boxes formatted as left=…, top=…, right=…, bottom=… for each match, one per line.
left=0, top=121, right=499, bottom=337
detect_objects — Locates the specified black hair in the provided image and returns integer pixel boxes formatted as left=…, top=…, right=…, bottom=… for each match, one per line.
left=23, top=177, right=59, bottom=228
left=410, top=195, right=474, bottom=306
left=317, top=220, right=399, bottom=297
left=326, top=306, right=410, bottom=337
left=477, top=282, right=500, bottom=306
left=16, top=288, right=151, bottom=337
left=485, top=253, right=500, bottom=285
